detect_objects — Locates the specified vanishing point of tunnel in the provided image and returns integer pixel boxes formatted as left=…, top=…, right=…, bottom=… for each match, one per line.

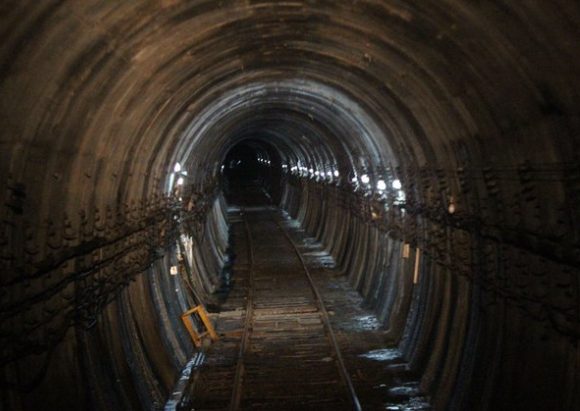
left=1, top=2, right=579, bottom=410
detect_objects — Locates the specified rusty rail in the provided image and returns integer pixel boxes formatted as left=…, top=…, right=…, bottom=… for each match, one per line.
left=274, top=218, right=362, bottom=411
left=229, top=209, right=255, bottom=411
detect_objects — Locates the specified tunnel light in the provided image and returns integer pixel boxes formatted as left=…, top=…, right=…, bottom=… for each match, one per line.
left=351, top=176, right=357, bottom=183
left=377, top=180, right=387, bottom=191
left=309, top=168, right=314, bottom=174
left=176, top=177, right=184, bottom=186
left=360, top=174, right=370, bottom=184
left=334, top=170, right=339, bottom=177
left=174, top=162, right=182, bottom=173
left=392, top=179, right=402, bottom=190
left=396, top=190, right=406, bottom=203
left=448, top=203, right=456, bottom=214
left=327, top=171, right=333, bottom=177
left=448, top=196, right=456, bottom=214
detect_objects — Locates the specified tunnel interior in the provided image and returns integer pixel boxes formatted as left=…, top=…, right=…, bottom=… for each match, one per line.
left=222, top=140, right=282, bottom=205
left=1, top=1, right=580, bottom=410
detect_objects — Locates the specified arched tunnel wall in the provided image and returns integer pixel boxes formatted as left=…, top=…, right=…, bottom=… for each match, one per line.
left=1, top=1, right=579, bottom=410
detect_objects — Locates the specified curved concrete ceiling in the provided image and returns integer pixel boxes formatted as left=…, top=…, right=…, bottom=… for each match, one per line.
left=1, top=1, right=579, bottom=410
left=4, top=1, right=578, bottom=215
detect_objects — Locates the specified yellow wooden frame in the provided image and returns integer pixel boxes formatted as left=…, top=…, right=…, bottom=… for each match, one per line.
left=181, top=305, right=219, bottom=347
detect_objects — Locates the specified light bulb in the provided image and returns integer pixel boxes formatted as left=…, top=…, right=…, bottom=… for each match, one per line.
left=392, top=179, right=402, bottom=190
left=377, top=180, right=387, bottom=191
left=448, top=197, right=456, bottom=214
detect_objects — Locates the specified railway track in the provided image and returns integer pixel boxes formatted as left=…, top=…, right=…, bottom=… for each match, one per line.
left=182, top=206, right=429, bottom=410
left=229, top=212, right=255, bottom=410
left=183, top=207, right=358, bottom=410
left=273, top=218, right=362, bottom=411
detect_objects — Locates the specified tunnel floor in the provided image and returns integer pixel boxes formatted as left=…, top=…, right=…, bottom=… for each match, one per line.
left=180, top=206, right=431, bottom=410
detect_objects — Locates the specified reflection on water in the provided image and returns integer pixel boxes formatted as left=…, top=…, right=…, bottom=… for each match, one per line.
left=354, top=315, right=381, bottom=331
left=359, top=348, right=401, bottom=361
left=385, top=395, right=431, bottom=410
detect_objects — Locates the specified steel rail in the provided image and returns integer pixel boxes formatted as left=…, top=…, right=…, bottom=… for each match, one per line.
left=274, top=216, right=363, bottom=411
left=229, top=208, right=255, bottom=411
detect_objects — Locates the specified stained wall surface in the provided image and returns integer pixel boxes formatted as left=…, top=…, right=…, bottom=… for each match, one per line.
left=1, top=1, right=579, bottom=410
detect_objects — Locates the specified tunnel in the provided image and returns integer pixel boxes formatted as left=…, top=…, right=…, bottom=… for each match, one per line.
left=1, top=1, right=579, bottom=410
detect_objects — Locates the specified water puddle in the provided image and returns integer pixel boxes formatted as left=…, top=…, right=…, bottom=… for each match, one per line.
left=304, top=250, right=330, bottom=257
left=354, top=314, right=381, bottom=330
left=388, top=383, right=420, bottom=397
left=359, top=347, right=401, bottom=361
left=384, top=396, right=431, bottom=410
